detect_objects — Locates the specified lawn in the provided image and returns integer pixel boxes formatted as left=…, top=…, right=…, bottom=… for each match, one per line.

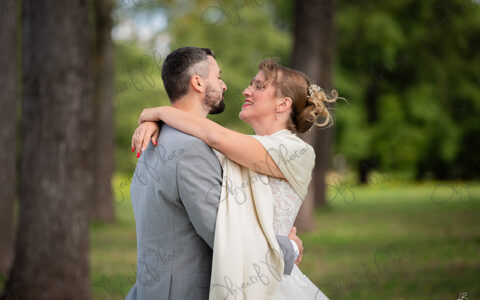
left=90, top=175, right=480, bottom=299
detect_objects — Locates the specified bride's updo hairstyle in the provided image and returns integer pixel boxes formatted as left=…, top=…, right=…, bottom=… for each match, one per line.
left=259, top=58, right=340, bottom=133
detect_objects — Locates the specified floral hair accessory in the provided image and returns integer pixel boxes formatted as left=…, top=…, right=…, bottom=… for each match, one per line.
left=307, top=84, right=321, bottom=98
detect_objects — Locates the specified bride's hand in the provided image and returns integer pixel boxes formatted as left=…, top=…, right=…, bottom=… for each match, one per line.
left=131, top=121, right=161, bottom=157
left=138, top=107, right=164, bottom=124
left=288, top=227, right=304, bottom=265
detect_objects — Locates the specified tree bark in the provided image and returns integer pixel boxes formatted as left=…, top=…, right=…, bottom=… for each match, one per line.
left=91, top=0, right=115, bottom=222
left=291, top=0, right=335, bottom=231
left=2, top=0, right=94, bottom=299
left=0, top=0, right=18, bottom=277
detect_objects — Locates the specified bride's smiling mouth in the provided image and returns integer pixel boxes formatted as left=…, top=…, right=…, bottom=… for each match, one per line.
left=242, top=99, right=254, bottom=108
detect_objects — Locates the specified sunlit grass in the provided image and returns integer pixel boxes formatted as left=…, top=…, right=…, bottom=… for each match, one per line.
left=89, top=177, right=480, bottom=299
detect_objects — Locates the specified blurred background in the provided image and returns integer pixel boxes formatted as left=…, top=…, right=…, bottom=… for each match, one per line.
left=0, top=0, right=479, bottom=299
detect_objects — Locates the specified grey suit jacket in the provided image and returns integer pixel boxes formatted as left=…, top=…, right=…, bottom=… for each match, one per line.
left=125, top=125, right=296, bottom=300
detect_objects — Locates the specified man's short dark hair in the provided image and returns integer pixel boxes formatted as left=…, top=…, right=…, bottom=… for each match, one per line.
left=161, top=47, right=215, bottom=102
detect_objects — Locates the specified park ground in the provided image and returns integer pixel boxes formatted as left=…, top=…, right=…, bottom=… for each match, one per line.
left=89, top=175, right=479, bottom=299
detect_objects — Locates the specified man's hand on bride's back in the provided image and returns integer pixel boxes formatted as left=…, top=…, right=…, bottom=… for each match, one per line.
left=131, top=121, right=161, bottom=157
left=288, top=227, right=304, bottom=265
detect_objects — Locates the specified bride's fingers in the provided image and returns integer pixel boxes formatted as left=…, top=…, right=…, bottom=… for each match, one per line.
left=132, top=127, right=144, bottom=153
left=151, top=131, right=158, bottom=146
left=141, top=129, right=152, bottom=151
left=152, top=124, right=161, bottom=146
left=143, top=126, right=158, bottom=149
left=135, top=128, right=147, bottom=157
left=295, top=246, right=304, bottom=265
left=131, top=127, right=141, bottom=152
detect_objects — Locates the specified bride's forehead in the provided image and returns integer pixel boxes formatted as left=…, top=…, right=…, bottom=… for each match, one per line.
left=253, top=71, right=266, bottom=81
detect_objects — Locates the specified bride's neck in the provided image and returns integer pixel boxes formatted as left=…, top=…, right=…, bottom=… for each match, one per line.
left=252, top=120, right=288, bottom=136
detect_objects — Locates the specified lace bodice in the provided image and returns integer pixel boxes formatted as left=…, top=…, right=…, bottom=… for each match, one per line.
left=212, top=149, right=304, bottom=235
left=269, top=177, right=304, bottom=235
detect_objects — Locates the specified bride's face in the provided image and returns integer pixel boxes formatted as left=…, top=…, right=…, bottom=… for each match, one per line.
left=239, top=71, right=278, bottom=125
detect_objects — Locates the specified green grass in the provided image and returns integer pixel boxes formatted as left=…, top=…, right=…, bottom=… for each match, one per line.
left=0, top=175, right=480, bottom=299
left=90, top=176, right=480, bottom=299
left=3, top=175, right=477, bottom=299
left=90, top=174, right=138, bottom=299
left=302, top=182, right=480, bottom=299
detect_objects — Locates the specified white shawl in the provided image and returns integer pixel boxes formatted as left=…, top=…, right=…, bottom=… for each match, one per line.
left=209, top=129, right=315, bottom=299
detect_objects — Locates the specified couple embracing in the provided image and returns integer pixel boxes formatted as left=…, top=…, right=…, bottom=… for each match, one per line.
left=126, top=46, right=336, bottom=299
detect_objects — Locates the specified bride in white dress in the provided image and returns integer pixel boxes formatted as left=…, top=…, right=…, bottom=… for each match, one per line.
left=270, top=174, right=329, bottom=299
left=133, top=58, right=337, bottom=299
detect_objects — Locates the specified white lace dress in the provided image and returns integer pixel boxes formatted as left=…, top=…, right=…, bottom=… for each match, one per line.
left=269, top=177, right=329, bottom=300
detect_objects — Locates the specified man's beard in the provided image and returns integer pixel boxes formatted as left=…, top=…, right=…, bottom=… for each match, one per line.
left=204, top=84, right=225, bottom=115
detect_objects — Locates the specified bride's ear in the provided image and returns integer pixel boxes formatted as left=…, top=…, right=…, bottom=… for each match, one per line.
left=277, top=97, right=292, bottom=113
left=190, top=75, right=204, bottom=93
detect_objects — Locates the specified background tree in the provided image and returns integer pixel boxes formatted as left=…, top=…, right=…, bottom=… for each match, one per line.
left=2, top=0, right=94, bottom=298
left=292, top=0, right=336, bottom=231
left=91, top=0, right=116, bottom=222
left=0, top=0, right=18, bottom=278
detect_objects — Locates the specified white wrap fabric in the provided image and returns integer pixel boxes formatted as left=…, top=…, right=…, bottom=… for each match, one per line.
left=209, top=129, right=315, bottom=300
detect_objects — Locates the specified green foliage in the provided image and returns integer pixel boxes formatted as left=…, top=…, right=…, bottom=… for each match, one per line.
left=333, top=0, right=480, bottom=179
left=113, top=42, right=169, bottom=174
left=113, top=0, right=291, bottom=174
left=166, top=0, right=291, bottom=132
left=113, top=0, right=480, bottom=179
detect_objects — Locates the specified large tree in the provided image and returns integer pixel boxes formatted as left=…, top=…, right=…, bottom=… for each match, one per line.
left=91, top=0, right=116, bottom=222
left=292, top=0, right=336, bottom=231
left=2, top=0, right=94, bottom=298
left=0, top=0, right=18, bottom=277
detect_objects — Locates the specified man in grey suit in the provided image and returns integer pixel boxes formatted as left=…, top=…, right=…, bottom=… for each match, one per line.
left=126, top=47, right=303, bottom=300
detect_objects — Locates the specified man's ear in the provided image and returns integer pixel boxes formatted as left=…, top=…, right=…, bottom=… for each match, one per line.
left=190, top=75, right=204, bottom=93
left=277, top=97, right=293, bottom=113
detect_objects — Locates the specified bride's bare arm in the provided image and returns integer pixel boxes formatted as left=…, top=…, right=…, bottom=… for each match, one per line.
left=133, top=106, right=285, bottom=179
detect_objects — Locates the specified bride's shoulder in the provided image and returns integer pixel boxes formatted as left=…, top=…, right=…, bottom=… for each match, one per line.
left=277, top=131, right=315, bottom=157
left=252, top=131, right=315, bottom=159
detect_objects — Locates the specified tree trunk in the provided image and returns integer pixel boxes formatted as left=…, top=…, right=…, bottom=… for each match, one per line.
left=91, top=0, right=115, bottom=222
left=358, top=78, right=379, bottom=184
left=291, top=0, right=335, bottom=231
left=0, top=0, right=18, bottom=277
left=2, top=0, right=94, bottom=299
